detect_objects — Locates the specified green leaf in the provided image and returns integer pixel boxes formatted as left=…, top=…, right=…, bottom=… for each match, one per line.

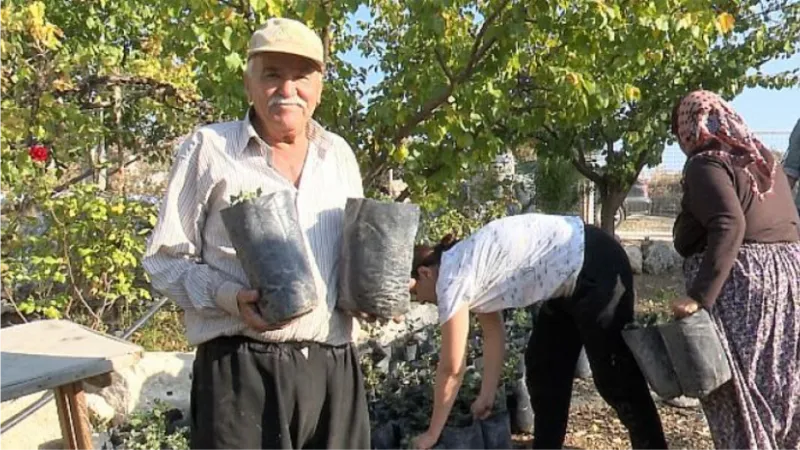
left=225, top=52, right=244, bottom=71
left=221, top=26, right=233, bottom=51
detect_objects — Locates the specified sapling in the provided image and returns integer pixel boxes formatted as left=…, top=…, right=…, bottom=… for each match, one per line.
left=229, top=187, right=263, bottom=206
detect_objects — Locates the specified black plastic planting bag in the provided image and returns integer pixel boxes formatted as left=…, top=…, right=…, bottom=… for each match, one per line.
left=479, top=411, right=512, bottom=449
left=506, top=377, right=534, bottom=434
left=622, top=324, right=682, bottom=399
left=220, top=190, right=317, bottom=326
left=659, top=309, right=731, bottom=398
left=438, top=421, right=485, bottom=449
left=371, top=421, right=402, bottom=449
left=622, top=309, right=731, bottom=399
left=339, top=198, right=421, bottom=319
left=575, top=347, right=592, bottom=379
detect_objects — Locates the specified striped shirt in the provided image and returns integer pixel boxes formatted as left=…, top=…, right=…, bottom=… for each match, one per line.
left=142, top=109, right=364, bottom=346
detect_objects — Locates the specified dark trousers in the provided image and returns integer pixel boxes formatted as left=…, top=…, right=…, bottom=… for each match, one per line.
left=189, top=336, right=370, bottom=449
left=524, top=225, right=667, bottom=449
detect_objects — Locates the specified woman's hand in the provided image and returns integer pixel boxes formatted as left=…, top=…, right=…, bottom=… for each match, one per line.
left=671, top=297, right=701, bottom=319
left=412, top=431, right=439, bottom=450
left=470, top=392, right=494, bottom=420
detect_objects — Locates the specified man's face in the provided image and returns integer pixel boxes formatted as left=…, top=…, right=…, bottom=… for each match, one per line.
left=245, top=52, right=323, bottom=136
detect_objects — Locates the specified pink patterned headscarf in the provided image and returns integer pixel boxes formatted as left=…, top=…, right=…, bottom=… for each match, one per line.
left=673, top=90, right=776, bottom=200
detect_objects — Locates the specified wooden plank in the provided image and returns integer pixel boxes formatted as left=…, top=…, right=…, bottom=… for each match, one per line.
left=64, top=383, right=92, bottom=450
left=54, top=386, right=77, bottom=450
left=1, top=320, right=143, bottom=401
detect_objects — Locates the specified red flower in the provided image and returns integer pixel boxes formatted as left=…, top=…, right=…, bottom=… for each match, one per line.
left=28, top=144, right=49, bottom=162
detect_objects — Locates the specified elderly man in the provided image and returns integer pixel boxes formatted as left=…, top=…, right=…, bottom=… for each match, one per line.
left=143, top=18, right=369, bottom=449
left=784, top=118, right=800, bottom=215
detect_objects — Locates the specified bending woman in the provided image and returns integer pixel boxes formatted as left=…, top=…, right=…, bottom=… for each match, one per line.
left=409, top=213, right=667, bottom=449
left=670, top=90, right=800, bottom=449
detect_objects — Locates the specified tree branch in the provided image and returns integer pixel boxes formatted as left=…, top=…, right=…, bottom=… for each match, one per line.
left=364, top=0, right=512, bottom=189
left=434, top=48, right=455, bottom=84
left=571, top=147, right=604, bottom=185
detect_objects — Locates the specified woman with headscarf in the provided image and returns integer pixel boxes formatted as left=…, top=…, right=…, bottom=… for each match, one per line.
left=670, top=90, right=800, bottom=449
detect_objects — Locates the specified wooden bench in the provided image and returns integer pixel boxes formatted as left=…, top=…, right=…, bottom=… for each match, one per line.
left=1, top=320, right=143, bottom=449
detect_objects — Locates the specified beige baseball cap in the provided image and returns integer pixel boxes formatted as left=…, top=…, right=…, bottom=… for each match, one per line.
left=248, top=18, right=325, bottom=71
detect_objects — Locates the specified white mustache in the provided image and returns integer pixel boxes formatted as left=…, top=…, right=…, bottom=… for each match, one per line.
left=268, top=96, right=307, bottom=109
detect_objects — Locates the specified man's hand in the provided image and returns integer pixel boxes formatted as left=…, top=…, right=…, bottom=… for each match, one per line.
left=236, top=289, right=272, bottom=332
left=671, top=296, right=701, bottom=319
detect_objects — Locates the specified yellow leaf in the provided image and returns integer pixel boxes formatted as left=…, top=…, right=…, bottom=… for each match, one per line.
left=1, top=7, right=12, bottom=27
left=110, top=203, right=125, bottom=215
left=223, top=7, right=236, bottom=24
left=27, top=2, right=45, bottom=27
left=624, top=85, right=641, bottom=102
left=566, top=72, right=580, bottom=86
left=717, top=12, right=735, bottom=34
left=266, top=0, right=284, bottom=16
left=393, top=143, right=409, bottom=163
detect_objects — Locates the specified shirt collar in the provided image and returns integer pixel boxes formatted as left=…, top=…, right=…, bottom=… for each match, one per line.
left=236, top=107, right=331, bottom=160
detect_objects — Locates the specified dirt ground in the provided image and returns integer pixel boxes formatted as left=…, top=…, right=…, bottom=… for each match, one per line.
left=511, top=271, right=715, bottom=450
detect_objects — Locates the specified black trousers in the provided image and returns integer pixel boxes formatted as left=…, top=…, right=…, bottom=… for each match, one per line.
left=189, top=336, right=370, bottom=449
left=524, top=225, right=667, bottom=449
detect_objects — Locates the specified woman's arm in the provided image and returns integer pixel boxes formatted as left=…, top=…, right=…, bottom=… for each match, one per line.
left=476, top=311, right=505, bottom=402
left=683, top=157, right=746, bottom=308
left=427, top=304, right=471, bottom=440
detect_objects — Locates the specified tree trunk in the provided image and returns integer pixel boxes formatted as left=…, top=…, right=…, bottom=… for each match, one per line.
left=598, top=184, right=627, bottom=235
left=108, top=85, right=125, bottom=193
left=92, top=110, right=108, bottom=191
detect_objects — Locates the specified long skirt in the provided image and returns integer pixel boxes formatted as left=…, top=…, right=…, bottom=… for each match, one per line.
left=683, top=242, right=800, bottom=450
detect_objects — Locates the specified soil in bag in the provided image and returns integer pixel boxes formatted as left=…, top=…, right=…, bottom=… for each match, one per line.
left=622, top=323, right=682, bottom=399
left=479, top=411, right=512, bottom=450
left=339, top=198, right=421, bottom=319
left=220, top=189, right=317, bottom=326
left=659, top=309, right=731, bottom=398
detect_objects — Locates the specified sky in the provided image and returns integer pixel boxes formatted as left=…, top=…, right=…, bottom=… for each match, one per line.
left=340, top=7, right=799, bottom=175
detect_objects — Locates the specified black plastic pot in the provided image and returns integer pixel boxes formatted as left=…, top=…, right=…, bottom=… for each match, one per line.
left=622, top=309, right=730, bottom=399
left=372, top=421, right=402, bottom=449
left=506, top=378, right=534, bottom=434
left=438, top=420, right=485, bottom=449
left=220, top=190, right=317, bottom=326
left=622, top=323, right=682, bottom=399
left=399, top=342, right=418, bottom=362
left=660, top=309, right=731, bottom=398
left=574, top=347, right=592, bottom=379
left=479, top=411, right=512, bottom=450
left=338, top=198, right=421, bottom=319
